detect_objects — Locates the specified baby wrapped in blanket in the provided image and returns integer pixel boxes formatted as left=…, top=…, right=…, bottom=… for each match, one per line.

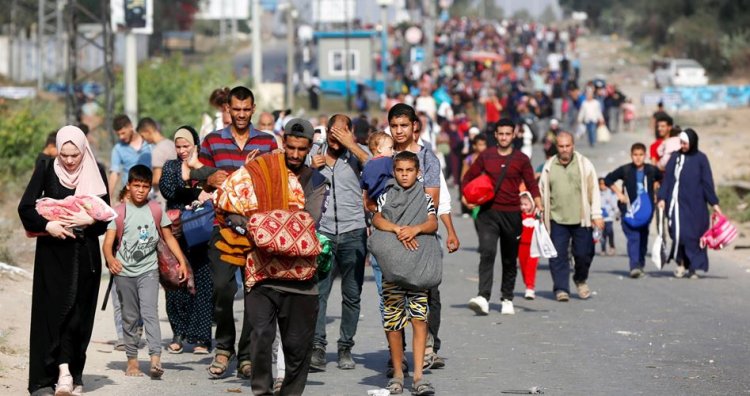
left=35, top=195, right=117, bottom=223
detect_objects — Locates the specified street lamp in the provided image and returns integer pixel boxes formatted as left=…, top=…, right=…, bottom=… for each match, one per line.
left=280, top=3, right=298, bottom=110
left=377, top=0, right=393, bottom=97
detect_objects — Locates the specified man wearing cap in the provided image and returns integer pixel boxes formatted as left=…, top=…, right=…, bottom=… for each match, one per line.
left=244, top=118, right=329, bottom=395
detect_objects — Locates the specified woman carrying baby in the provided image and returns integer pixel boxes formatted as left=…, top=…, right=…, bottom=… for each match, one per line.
left=18, top=125, right=110, bottom=396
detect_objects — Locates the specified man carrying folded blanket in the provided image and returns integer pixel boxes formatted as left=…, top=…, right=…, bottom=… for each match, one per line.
left=193, top=86, right=278, bottom=379
left=214, top=137, right=326, bottom=395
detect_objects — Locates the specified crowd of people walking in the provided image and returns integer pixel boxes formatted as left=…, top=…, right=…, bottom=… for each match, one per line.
left=17, top=16, right=727, bottom=396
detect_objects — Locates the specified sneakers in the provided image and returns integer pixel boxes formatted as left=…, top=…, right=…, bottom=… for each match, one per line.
left=500, top=299, right=515, bottom=315
left=576, top=282, right=592, bottom=300
left=467, top=296, right=489, bottom=316
left=555, top=291, right=570, bottom=302
left=629, top=268, right=645, bottom=278
left=309, top=346, right=326, bottom=372
left=524, top=289, right=535, bottom=300
left=688, top=271, right=700, bottom=280
left=674, top=265, right=686, bottom=278
left=337, top=348, right=355, bottom=370
left=607, top=248, right=616, bottom=256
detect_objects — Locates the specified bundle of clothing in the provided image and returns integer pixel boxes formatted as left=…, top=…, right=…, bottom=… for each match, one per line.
left=214, top=152, right=321, bottom=289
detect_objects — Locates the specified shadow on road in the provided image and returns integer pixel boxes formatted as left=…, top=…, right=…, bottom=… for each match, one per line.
left=81, top=374, right=115, bottom=392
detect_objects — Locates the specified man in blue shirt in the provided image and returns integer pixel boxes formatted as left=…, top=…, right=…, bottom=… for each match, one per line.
left=108, top=114, right=152, bottom=204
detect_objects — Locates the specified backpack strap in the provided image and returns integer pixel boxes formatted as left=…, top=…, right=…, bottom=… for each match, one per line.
left=114, top=203, right=126, bottom=251
left=147, top=200, right=165, bottom=240
left=492, top=150, right=517, bottom=197
left=113, top=201, right=165, bottom=252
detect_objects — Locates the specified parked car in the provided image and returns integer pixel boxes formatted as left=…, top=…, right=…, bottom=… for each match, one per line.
left=654, top=58, right=709, bottom=88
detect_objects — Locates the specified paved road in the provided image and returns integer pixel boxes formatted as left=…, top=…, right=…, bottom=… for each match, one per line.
left=75, top=124, right=750, bottom=395
left=59, top=37, right=750, bottom=396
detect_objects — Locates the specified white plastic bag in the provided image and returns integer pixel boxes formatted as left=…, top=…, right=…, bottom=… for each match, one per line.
left=651, top=207, right=668, bottom=270
left=530, top=219, right=558, bottom=259
left=597, top=123, right=611, bottom=143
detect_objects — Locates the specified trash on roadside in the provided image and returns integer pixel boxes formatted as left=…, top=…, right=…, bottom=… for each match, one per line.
left=501, top=386, right=544, bottom=394
left=367, top=389, right=391, bottom=396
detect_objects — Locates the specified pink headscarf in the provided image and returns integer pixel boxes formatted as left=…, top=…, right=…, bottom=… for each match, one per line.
left=53, top=125, right=107, bottom=197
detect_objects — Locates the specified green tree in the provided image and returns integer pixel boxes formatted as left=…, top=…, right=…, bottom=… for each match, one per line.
left=114, top=54, right=233, bottom=137
left=0, top=100, right=64, bottom=185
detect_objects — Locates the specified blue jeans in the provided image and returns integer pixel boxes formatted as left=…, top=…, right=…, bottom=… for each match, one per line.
left=548, top=221, right=594, bottom=294
left=314, top=228, right=367, bottom=350
left=586, top=121, right=597, bottom=147
left=621, top=221, right=649, bottom=270
left=600, top=221, right=615, bottom=252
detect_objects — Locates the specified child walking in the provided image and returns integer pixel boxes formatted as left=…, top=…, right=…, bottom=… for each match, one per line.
left=517, top=192, right=539, bottom=300
left=103, top=165, right=188, bottom=378
left=599, top=177, right=618, bottom=256
left=460, top=133, right=488, bottom=217
left=370, top=151, right=439, bottom=395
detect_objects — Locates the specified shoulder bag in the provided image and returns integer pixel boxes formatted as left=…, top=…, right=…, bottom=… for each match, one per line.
left=462, top=150, right=517, bottom=206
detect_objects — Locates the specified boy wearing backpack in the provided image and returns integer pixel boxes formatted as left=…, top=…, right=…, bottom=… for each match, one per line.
left=604, top=143, right=662, bottom=278
left=103, top=165, right=188, bottom=378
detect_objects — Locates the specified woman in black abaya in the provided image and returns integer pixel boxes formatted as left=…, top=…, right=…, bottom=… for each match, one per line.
left=18, top=126, right=110, bottom=395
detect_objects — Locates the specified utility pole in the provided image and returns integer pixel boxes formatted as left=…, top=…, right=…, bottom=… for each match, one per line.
left=344, top=0, right=351, bottom=111
left=63, top=0, right=77, bottom=122
left=124, top=32, right=138, bottom=123
left=9, top=0, right=17, bottom=82
left=252, top=0, right=262, bottom=87
left=423, top=0, right=435, bottom=69
left=286, top=6, right=297, bottom=110
left=38, top=0, right=45, bottom=91
left=38, top=0, right=65, bottom=92
left=61, top=0, right=114, bottom=129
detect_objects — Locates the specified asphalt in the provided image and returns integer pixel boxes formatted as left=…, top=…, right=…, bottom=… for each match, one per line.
left=73, top=36, right=750, bottom=396
left=75, top=124, right=750, bottom=395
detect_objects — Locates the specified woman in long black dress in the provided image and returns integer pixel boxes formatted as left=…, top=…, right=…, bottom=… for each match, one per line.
left=18, top=126, right=110, bottom=396
left=158, top=126, right=214, bottom=355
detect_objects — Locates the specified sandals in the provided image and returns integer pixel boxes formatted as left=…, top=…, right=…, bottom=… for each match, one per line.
left=149, top=362, right=164, bottom=379
left=237, top=360, right=252, bottom=379
left=193, top=344, right=210, bottom=355
left=54, top=374, right=74, bottom=396
left=207, top=351, right=234, bottom=379
left=387, top=376, right=404, bottom=395
left=273, top=377, right=283, bottom=395
left=167, top=336, right=184, bottom=354
left=411, top=379, right=435, bottom=396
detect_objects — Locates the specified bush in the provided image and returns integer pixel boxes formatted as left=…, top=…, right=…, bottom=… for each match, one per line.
left=114, top=53, right=234, bottom=137
left=115, top=55, right=234, bottom=137
left=0, top=100, right=64, bottom=185
left=717, top=186, right=750, bottom=223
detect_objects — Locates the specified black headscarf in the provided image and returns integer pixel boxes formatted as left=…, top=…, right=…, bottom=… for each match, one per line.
left=680, top=128, right=699, bottom=155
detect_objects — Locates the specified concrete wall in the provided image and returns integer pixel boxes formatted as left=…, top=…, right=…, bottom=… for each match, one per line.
left=0, top=24, right=148, bottom=84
